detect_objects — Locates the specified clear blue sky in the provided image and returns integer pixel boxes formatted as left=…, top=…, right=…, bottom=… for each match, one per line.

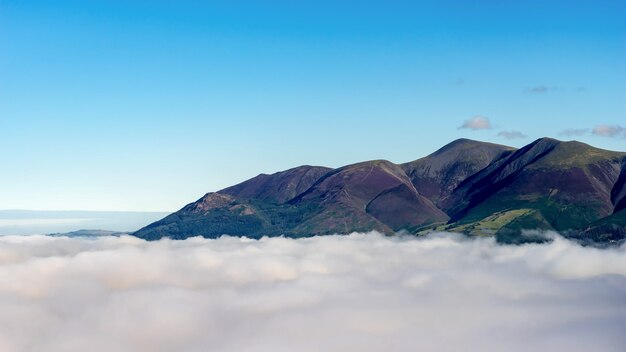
left=1, top=0, right=625, bottom=211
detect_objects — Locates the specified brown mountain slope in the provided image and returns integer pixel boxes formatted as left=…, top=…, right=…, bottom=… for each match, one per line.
left=290, top=160, right=448, bottom=234
left=402, top=138, right=514, bottom=207
left=219, top=165, right=331, bottom=203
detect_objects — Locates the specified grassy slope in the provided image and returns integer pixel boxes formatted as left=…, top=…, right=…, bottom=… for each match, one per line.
left=447, top=140, right=625, bottom=240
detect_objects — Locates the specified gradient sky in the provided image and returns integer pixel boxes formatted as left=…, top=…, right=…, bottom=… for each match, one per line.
left=1, top=0, right=625, bottom=211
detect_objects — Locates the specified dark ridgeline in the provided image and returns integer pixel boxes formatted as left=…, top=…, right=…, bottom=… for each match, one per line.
left=134, top=138, right=626, bottom=244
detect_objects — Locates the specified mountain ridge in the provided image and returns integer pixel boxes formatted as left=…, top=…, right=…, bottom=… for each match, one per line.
left=134, top=138, right=626, bottom=244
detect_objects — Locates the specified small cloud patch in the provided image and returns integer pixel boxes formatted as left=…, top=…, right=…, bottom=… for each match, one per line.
left=559, top=128, right=589, bottom=137
left=458, top=115, right=492, bottom=130
left=524, top=85, right=561, bottom=93
left=592, top=125, right=626, bottom=138
left=497, top=131, right=527, bottom=139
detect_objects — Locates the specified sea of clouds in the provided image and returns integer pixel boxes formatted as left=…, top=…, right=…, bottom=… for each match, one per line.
left=0, top=232, right=625, bottom=352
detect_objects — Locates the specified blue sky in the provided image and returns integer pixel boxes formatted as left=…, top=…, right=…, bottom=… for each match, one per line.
left=1, top=0, right=625, bottom=211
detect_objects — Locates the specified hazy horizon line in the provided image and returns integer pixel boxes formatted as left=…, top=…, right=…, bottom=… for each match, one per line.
left=0, top=209, right=172, bottom=214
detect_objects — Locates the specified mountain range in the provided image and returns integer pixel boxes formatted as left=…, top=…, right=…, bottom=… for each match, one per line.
left=134, top=138, right=626, bottom=244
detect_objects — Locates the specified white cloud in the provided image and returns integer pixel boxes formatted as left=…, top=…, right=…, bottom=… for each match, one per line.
left=458, top=115, right=492, bottom=130
left=0, top=233, right=625, bottom=352
left=497, top=130, right=527, bottom=139
left=592, top=125, right=626, bottom=138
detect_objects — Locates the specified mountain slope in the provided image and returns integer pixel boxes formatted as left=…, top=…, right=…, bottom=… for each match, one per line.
left=579, top=208, right=626, bottom=244
left=611, top=160, right=626, bottom=213
left=289, top=160, right=448, bottom=234
left=402, top=138, right=514, bottom=206
left=133, top=166, right=332, bottom=240
left=442, top=138, right=626, bottom=238
left=220, top=165, right=331, bottom=203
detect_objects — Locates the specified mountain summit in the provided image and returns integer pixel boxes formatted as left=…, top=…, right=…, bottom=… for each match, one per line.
left=134, top=138, right=626, bottom=244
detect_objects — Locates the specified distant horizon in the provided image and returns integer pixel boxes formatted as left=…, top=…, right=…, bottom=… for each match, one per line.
left=0, top=209, right=169, bottom=213
left=0, top=209, right=169, bottom=235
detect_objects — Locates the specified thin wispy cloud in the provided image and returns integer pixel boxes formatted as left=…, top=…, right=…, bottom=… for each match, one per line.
left=524, top=85, right=563, bottom=93
left=458, top=115, right=492, bottom=130
left=559, top=128, right=589, bottom=137
left=524, top=85, right=588, bottom=94
left=0, top=232, right=624, bottom=352
left=526, top=85, right=551, bottom=93
left=497, top=130, right=527, bottom=139
left=592, top=125, right=626, bottom=138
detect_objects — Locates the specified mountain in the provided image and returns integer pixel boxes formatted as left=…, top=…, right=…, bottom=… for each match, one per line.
left=134, top=138, right=626, bottom=244
left=439, top=138, right=625, bottom=243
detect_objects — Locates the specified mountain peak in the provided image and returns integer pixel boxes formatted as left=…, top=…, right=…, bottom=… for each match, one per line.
left=525, top=136, right=562, bottom=149
left=434, top=138, right=513, bottom=155
left=525, top=137, right=625, bottom=168
left=528, top=137, right=608, bottom=153
left=402, top=139, right=515, bottom=206
left=534, top=136, right=561, bottom=143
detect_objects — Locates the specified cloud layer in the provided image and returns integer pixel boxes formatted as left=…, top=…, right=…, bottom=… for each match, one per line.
left=0, top=233, right=625, bottom=352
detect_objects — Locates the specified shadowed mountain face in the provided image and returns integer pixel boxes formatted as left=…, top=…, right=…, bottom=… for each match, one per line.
left=134, top=138, right=626, bottom=244
left=441, top=138, right=626, bottom=243
left=611, top=161, right=626, bottom=214
left=402, top=138, right=514, bottom=207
